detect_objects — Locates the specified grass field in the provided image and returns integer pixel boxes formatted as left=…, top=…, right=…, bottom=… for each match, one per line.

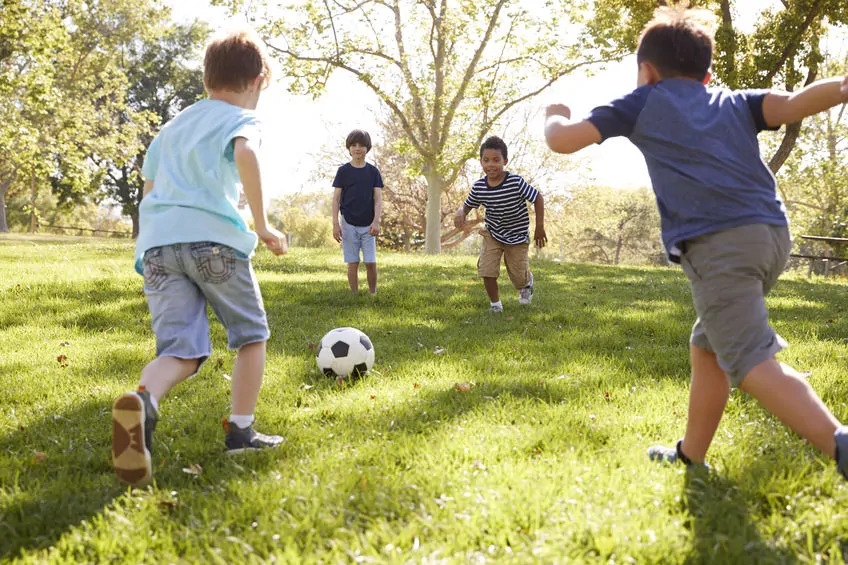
left=2, top=234, right=848, bottom=563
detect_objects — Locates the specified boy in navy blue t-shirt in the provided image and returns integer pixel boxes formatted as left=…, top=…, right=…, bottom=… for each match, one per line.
left=545, top=6, right=848, bottom=479
left=332, top=129, right=384, bottom=295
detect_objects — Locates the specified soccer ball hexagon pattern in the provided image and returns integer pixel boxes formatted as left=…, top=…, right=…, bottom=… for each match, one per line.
left=316, top=327, right=375, bottom=378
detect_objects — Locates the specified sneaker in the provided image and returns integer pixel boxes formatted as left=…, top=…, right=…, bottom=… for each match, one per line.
left=223, top=419, right=283, bottom=454
left=112, top=388, right=157, bottom=486
left=647, top=439, right=709, bottom=469
left=836, top=426, right=848, bottom=480
left=488, top=303, right=504, bottom=313
left=519, top=273, right=534, bottom=305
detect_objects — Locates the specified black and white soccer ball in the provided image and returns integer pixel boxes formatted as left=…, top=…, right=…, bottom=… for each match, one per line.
left=316, top=327, right=375, bottom=379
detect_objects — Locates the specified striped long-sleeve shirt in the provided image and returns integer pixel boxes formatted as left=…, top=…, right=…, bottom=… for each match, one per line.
left=464, top=172, right=539, bottom=245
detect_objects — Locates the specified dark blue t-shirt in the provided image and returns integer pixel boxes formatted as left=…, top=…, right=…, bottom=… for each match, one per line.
left=332, top=162, right=384, bottom=226
left=587, top=78, right=787, bottom=261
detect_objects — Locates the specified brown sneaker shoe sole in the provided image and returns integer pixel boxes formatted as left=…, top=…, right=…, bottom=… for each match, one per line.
left=112, top=393, right=152, bottom=486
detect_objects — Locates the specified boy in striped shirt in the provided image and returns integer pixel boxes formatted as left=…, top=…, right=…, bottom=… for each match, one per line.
left=454, top=136, right=547, bottom=312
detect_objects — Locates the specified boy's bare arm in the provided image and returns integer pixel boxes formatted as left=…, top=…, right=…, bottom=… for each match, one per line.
left=454, top=203, right=473, bottom=228
left=533, top=193, right=547, bottom=248
left=544, top=104, right=602, bottom=154
left=370, top=188, right=383, bottom=236
left=233, top=137, right=286, bottom=255
left=762, top=76, right=848, bottom=127
left=332, top=187, right=342, bottom=242
left=143, top=180, right=154, bottom=197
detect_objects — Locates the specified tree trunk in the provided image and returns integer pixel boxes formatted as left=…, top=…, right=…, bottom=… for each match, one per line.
left=0, top=181, right=9, bottom=233
left=131, top=211, right=140, bottom=239
left=424, top=172, right=444, bottom=254
left=29, top=174, right=38, bottom=233
left=768, top=121, right=802, bottom=174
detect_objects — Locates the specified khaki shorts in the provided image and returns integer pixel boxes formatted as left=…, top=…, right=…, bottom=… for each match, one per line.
left=680, top=223, right=791, bottom=386
left=477, top=230, right=531, bottom=290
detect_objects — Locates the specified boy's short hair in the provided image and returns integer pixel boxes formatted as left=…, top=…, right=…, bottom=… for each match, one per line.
left=637, top=7, right=715, bottom=82
left=480, top=136, right=508, bottom=160
left=346, top=129, right=372, bottom=152
left=204, top=29, right=271, bottom=92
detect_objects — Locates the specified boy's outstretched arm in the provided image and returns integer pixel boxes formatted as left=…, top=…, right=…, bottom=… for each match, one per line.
left=233, top=137, right=287, bottom=256
left=544, top=104, right=602, bottom=154
left=762, top=76, right=848, bottom=127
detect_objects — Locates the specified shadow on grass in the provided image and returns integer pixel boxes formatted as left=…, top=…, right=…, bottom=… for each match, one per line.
left=682, top=469, right=796, bottom=564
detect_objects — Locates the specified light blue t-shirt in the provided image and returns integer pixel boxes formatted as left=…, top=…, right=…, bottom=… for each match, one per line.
left=134, top=99, right=262, bottom=274
left=587, top=79, right=787, bottom=262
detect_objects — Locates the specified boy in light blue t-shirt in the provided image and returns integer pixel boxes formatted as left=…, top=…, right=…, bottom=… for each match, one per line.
left=546, top=7, right=848, bottom=480
left=111, top=30, right=287, bottom=486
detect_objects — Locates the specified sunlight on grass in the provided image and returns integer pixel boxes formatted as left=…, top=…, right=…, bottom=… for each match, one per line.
left=1, top=235, right=847, bottom=563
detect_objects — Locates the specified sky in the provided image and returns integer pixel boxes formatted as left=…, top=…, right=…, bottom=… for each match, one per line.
left=164, top=0, right=782, bottom=199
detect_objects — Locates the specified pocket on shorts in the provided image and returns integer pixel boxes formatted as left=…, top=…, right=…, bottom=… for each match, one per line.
left=142, top=247, right=168, bottom=291
left=190, top=242, right=236, bottom=284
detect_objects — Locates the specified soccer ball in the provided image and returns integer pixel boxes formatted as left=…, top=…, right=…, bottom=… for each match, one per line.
left=316, top=327, right=375, bottom=379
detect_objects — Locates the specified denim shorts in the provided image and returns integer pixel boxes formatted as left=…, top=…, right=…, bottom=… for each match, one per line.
left=142, top=242, right=270, bottom=363
left=340, top=217, right=377, bottom=263
left=680, top=223, right=791, bottom=386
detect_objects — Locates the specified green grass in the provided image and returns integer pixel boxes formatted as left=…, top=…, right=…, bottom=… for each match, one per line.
left=2, top=233, right=848, bottom=563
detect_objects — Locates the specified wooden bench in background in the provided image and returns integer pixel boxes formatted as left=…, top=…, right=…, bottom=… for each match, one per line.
left=790, top=235, right=848, bottom=277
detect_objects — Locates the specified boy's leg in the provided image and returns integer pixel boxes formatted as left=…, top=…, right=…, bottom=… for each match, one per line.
left=503, top=242, right=532, bottom=304
left=739, top=358, right=840, bottom=458
left=361, top=228, right=378, bottom=295
left=347, top=262, right=360, bottom=293
left=190, top=244, right=281, bottom=452
left=478, top=231, right=504, bottom=309
left=114, top=244, right=212, bottom=485
left=231, top=340, right=266, bottom=415
left=680, top=344, right=730, bottom=463
left=365, top=263, right=377, bottom=295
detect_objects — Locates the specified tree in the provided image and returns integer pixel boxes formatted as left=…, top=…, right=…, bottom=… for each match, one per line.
left=589, top=0, right=848, bottom=173
left=98, top=21, right=210, bottom=237
left=0, top=0, right=161, bottom=232
left=222, top=0, right=623, bottom=253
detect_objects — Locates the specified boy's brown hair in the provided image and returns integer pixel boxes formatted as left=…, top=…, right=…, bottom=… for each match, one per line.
left=346, top=129, right=372, bottom=152
left=203, top=29, right=271, bottom=92
left=636, top=6, right=716, bottom=82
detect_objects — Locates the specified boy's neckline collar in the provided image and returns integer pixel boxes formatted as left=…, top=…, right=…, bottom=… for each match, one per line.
left=349, top=160, right=367, bottom=169
left=485, top=171, right=509, bottom=187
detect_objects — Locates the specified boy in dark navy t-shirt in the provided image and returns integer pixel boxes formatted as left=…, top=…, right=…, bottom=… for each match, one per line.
left=545, top=6, right=848, bottom=480
left=331, top=129, right=384, bottom=294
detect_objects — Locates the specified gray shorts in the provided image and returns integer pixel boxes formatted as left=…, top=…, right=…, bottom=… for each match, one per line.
left=142, top=242, right=270, bottom=364
left=340, top=217, right=377, bottom=264
left=680, top=223, right=791, bottom=386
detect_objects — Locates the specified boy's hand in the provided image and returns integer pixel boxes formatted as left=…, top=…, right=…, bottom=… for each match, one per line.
left=333, top=223, right=342, bottom=243
left=257, top=225, right=287, bottom=256
left=454, top=210, right=466, bottom=229
left=534, top=226, right=547, bottom=248
left=369, top=221, right=380, bottom=236
left=545, top=104, right=571, bottom=120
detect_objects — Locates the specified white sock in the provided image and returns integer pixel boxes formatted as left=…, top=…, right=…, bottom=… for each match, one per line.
left=490, top=300, right=502, bottom=308
left=229, top=414, right=254, bottom=429
left=148, top=394, right=159, bottom=412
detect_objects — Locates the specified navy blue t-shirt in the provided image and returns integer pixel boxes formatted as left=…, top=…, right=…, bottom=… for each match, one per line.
left=332, top=162, right=384, bottom=226
left=586, top=78, right=787, bottom=261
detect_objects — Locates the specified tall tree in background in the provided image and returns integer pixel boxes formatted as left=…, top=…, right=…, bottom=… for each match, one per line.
left=0, top=0, right=162, bottom=232
left=99, top=21, right=209, bottom=237
left=590, top=0, right=848, bottom=173
left=221, top=0, right=622, bottom=253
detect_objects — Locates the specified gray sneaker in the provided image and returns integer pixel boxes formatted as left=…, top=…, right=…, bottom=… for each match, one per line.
left=112, top=388, right=158, bottom=486
left=519, top=273, right=534, bottom=305
left=488, top=303, right=504, bottom=313
left=836, top=426, right=848, bottom=480
left=647, top=440, right=709, bottom=469
left=223, top=419, right=283, bottom=454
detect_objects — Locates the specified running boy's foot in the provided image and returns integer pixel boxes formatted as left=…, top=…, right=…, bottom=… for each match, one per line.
left=647, top=440, right=709, bottom=469
left=519, top=273, right=534, bottom=305
left=488, top=303, right=504, bottom=313
left=223, top=419, right=283, bottom=454
left=836, top=426, right=848, bottom=480
left=112, top=388, right=158, bottom=486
